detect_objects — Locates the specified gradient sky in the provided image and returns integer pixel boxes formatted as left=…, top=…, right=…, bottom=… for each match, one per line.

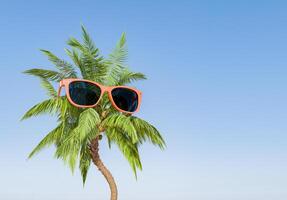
left=0, top=1, right=287, bottom=199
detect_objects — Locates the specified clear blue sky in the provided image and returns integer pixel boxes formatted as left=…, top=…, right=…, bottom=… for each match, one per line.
left=0, top=1, right=287, bottom=199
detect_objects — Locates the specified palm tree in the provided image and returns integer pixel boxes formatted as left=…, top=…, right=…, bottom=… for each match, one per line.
left=21, top=26, right=165, bottom=200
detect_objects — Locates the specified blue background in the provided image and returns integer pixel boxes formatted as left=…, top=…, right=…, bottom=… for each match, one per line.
left=0, top=1, right=287, bottom=199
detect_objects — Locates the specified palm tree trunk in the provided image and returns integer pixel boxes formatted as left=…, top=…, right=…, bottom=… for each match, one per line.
left=90, top=136, right=118, bottom=200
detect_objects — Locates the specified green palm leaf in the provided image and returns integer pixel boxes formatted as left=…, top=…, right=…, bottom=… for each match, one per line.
left=106, top=127, right=142, bottom=178
left=40, top=49, right=77, bottom=78
left=102, top=113, right=138, bottom=144
left=65, top=48, right=84, bottom=77
left=81, top=25, right=99, bottom=55
left=21, top=97, right=63, bottom=120
left=62, top=108, right=101, bottom=144
left=55, top=108, right=101, bottom=172
left=40, top=78, right=57, bottom=98
left=67, top=27, right=107, bottom=82
left=104, top=33, right=127, bottom=85
left=28, top=123, right=63, bottom=159
left=23, top=68, right=64, bottom=82
left=131, top=116, right=166, bottom=149
left=116, top=70, right=146, bottom=85
left=79, top=142, right=91, bottom=185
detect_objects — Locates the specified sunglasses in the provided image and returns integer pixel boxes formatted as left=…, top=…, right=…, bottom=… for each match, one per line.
left=58, top=79, right=142, bottom=114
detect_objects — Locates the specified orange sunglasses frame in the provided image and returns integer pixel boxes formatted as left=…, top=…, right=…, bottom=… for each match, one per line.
left=58, top=78, right=142, bottom=114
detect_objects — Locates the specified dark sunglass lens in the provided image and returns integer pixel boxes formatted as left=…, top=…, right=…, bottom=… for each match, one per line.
left=69, top=81, right=101, bottom=106
left=111, top=88, right=138, bottom=112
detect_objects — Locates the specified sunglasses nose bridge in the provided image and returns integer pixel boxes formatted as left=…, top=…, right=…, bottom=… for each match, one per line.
left=100, top=86, right=111, bottom=95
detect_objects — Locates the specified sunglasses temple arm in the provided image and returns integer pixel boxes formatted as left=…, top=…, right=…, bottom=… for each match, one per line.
left=58, top=86, right=63, bottom=97
left=58, top=81, right=64, bottom=97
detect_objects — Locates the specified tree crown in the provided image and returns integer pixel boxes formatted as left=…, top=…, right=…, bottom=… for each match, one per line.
left=22, top=26, right=165, bottom=185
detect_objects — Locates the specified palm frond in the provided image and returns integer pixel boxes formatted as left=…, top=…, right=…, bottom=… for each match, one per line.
left=67, top=29, right=107, bottom=83
left=65, top=48, right=84, bottom=77
left=40, top=49, right=78, bottom=78
left=79, top=142, right=91, bottom=185
left=81, top=52, right=107, bottom=82
left=102, top=113, right=138, bottom=144
left=62, top=108, right=101, bottom=144
left=116, top=70, right=146, bottom=85
left=56, top=98, right=81, bottom=145
left=40, top=78, right=57, bottom=98
left=28, top=123, right=63, bottom=159
left=23, top=68, right=64, bottom=82
left=104, top=33, right=127, bottom=85
left=67, top=37, right=86, bottom=52
left=81, top=26, right=98, bottom=55
left=54, top=137, right=80, bottom=172
left=21, top=97, right=63, bottom=120
left=106, top=127, right=142, bottom=178
left=55, top=108, right=100, bottom=172
left=131, top=117, right=166, bottom=149
left=109, top=32, right=127, bottom=64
